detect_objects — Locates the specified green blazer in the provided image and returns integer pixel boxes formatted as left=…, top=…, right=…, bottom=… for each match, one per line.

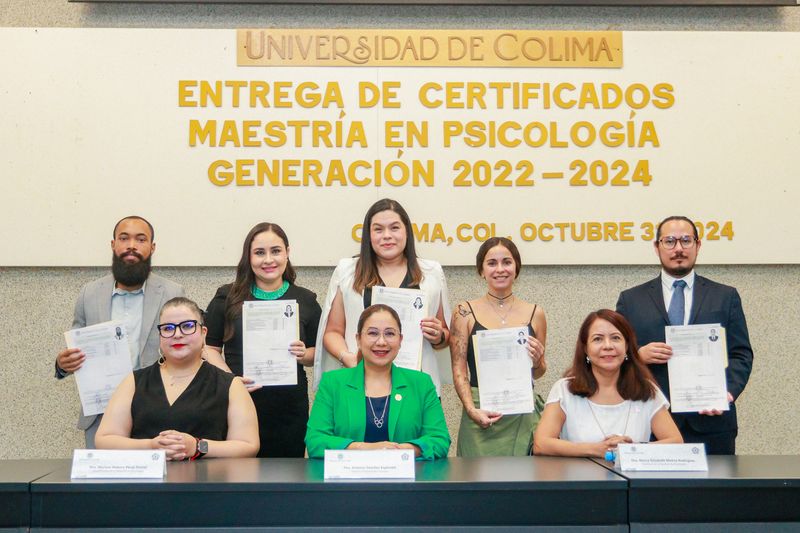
left=306, top=362, right=450, bottom=460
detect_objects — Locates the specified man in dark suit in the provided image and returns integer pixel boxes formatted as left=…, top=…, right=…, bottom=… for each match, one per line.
left=616, top=215, right=753, bottom=454
left=55, top=216, right=184, bottom=447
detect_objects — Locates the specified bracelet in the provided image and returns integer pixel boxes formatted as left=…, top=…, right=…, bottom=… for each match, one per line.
left=433, top=330, right=447, bottom=347
left=189, top=437, right=201, bottom=461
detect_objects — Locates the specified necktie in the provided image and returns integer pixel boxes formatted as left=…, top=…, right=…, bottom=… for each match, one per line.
left=668, top=280, right=687, bottom=326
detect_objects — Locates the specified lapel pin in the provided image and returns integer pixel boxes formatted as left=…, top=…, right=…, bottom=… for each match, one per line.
left=395, top=394, right=402, bottom=401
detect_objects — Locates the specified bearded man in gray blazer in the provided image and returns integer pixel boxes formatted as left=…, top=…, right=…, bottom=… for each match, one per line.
left=55, top=216, right=184, bottom=447
left=616, top=215, right=753, bottom=454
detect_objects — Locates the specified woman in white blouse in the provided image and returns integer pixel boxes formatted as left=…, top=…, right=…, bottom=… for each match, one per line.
left=313, top=198, right=451, bottom=394
left=534, top=309, right=681, bottom=458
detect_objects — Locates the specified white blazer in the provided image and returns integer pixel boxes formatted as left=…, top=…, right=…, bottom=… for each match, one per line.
left=312, top=257, right=451, bottom=394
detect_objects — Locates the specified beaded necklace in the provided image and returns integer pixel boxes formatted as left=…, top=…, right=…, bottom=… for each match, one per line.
left=251, top=280, right=290, bottom=300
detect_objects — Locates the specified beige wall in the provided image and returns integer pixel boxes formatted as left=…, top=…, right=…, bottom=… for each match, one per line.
left=2, top=263, right=798, bottom=458
left=1, top=1, right=798, bottom=458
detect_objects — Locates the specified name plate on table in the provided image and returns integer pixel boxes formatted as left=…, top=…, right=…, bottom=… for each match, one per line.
left=324, top=449, right=415, bottom=480
left=616, top=443, right=708, bottom=472
left=71, top=449, right=166, bottom=479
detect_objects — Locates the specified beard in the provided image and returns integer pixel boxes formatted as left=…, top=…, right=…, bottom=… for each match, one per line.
left=111, top=252, right=152, bottom=287
left=665, top=265, right=692, bottom=278
left=662, top=254, right=694, bottom=278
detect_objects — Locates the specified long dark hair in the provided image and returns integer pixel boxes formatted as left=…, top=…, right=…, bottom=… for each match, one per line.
left=566, top=309, right=657, bottom=402
left=352, top=198, right=422, bottom=293
left=223, top=223, right=296, bottom=341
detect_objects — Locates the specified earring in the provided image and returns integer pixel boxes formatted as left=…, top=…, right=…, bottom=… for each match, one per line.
left=585, top=356, right=591, bottom=364
left=157, top=348, right=165, bottom=366
left=624, top=355, right=629, bottom=361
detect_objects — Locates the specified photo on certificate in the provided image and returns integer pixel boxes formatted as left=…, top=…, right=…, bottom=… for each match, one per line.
left=474, top=326, right=534, bottom=415
left=243, top=300, right=299, bottom=386
left=371, top=286, right=426, bottom=371
left=665, top=323, right=729, bottom=413
left=65, top=320, right=133, bottom=417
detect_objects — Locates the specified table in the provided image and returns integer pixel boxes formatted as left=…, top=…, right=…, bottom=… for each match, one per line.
left=0, top=460, right=65, bottom=532
left=595, top=455, right=800, bottom=532
left=30, top=456, right=627, bottom=531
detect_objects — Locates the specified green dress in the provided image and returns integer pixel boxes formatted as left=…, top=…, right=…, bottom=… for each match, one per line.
left=457, top=303, right=544, bottom=456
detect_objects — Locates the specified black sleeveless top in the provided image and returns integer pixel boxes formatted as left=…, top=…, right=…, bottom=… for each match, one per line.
left=466, top=302, right=537, bottom=388
left=130, top=361, right=234, bottom=441
left=363, top=269, right=418, bottom=308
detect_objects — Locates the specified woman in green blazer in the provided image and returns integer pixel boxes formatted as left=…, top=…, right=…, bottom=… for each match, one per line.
left=306, top=304, right=450, bottom=459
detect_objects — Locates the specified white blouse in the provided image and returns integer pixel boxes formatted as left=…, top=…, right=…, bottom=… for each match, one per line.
left=545, top=377, right=669, bottom=443
left=312, top=257, right=451, bottom=393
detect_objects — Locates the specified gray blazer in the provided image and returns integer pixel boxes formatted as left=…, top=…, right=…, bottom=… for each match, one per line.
left=56, top=272, right=185, bottom=430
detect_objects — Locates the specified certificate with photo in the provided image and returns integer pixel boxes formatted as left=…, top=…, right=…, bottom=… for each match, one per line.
left=666, top=323, right=729, bottom=413
left=65, top=321, right=133, bottom=416
left=474, top=326, right=534, bottom=415
left=371, top=286, right=426, bottom=371
left=243, top=300, right=299, bottom=386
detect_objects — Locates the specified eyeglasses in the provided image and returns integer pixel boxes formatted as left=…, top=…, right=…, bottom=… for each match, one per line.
left=658, top=235, right=696, bottom=250
left=363, top=328, right=400, bottom=341
left=157, top=320, right=201, bottom=338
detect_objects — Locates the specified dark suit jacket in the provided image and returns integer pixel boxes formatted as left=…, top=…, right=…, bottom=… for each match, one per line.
left=616, top=274, right=753, bottom=433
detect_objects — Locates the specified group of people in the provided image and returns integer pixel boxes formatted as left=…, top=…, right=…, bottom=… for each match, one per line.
left=55, top=200, right=753, bottom=461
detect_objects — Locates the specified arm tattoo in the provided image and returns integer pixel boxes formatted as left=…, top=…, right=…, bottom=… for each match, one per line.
left=452, top=333, right=467, bottom=363
left=457, top=304, right=472, bottom=318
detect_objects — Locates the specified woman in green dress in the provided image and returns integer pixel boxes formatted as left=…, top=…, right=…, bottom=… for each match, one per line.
left=449, top=237, right=547, bottom=456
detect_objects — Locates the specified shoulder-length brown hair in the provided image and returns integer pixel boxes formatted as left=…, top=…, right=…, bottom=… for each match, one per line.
left=566, top=309, right=657, bottom=402
left=352, top=198, right=422, bottom=293
left=223, top=222, right=296, bottom=341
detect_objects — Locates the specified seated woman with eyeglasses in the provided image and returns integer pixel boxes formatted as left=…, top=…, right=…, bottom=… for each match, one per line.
left=306, top=304, right=450, bottom=459
left=95, top=297, right=259, bottom=460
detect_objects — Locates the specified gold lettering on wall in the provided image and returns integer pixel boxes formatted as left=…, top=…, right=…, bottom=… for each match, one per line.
left=237, top=30, right=622, bottom=68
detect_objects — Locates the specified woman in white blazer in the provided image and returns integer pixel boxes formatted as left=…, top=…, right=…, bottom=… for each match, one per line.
left=313, top=199, right=451, bottom=394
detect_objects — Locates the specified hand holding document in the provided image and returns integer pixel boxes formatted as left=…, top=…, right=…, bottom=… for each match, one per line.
left=371, top=286, right=426, bottom=371
left=65, top=321, right=133, bottom=416
left=243, top=300, right=299, bottom=386
left=474, top=327, right=534, bottom=415
left=666, top=324, right=729, bottom=413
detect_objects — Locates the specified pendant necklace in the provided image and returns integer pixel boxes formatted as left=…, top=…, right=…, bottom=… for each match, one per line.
left=486, top=293, right=514, bottom=325
left=588, top=398, right=632, bottom=438
left=163, top=362, right=202, bottom=387
left=487, top=291, right=514, bottom=308
left=367, top=395, right=389, bottom=428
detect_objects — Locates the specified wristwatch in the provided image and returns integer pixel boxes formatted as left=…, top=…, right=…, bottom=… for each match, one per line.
left=190, top=438, right=208, bottom=461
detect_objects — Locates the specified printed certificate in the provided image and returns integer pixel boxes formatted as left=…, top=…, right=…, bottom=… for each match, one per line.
left=65, top=321, right=132, bottom=416
left=243, top=300, right=299, bottom=386
left=372, top=286, right=426, bottom=371
left=474, top=326, right=534, bottom=415
left=666, top=324, right=729, bottom=413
